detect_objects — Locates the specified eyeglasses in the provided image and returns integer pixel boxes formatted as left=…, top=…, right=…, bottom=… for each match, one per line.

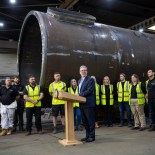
left=80, top=70, right=87, bottom=72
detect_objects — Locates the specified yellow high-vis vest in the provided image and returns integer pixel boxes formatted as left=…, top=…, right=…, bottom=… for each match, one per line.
left=129, top=82, right=145, bottom=105
left=49, top=81, right=66, bottom=105
left=25, top=85, right=41, bottom=108
left=68, top=87, right=79, bottom=108
left=117, top=81, right=130, bottom=102
left=96, top=84, right=100, bottom=105
left=101, top=84, right=114, bottom=105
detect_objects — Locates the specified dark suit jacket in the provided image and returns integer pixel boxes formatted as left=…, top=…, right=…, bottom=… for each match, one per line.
left=78, top=76, right=96, bottom=108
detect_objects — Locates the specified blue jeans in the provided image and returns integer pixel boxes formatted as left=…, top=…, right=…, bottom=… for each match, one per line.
left=119, top=102, right=131, bottom=124
left=74, top=108, right=81, bottom=127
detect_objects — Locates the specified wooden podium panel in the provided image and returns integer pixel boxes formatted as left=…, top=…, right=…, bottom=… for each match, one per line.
left=54, top=91, right=86, bottom=146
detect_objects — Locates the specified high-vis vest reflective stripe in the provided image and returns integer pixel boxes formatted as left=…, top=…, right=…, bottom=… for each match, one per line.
left=96, top=84, right=100, bottom=105
left=25, top=85, right=41, bottom=108
left=68, top=87, right=79, bottom=107
left=101, top=84, right=114, bottom=105
left=117, top=81, right=129, bottom=102
left=49, top=81, right=66, bottom=105
left=129, top=82, right=145, bottom=105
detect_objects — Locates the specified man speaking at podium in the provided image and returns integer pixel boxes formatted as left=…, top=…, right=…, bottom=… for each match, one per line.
left=78, top=65, right=96, bottom=142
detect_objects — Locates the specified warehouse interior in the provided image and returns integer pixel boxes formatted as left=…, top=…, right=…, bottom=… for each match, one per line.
left=0, top=1, right=155, bottom=154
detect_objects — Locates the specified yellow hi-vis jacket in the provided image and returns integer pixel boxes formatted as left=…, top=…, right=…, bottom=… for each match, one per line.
left=101, top=84, right=114, bottom=105
left=117, top=81, right=130, bottom=102
left=25, top=85, right=41, bottom=108
left=96, top=84, right=100, bottom=105
left=129, top=82, right=145, bottom=105
left=49, top=81, right=66, bottom=105
left=68, top=87, right=79, bottom=108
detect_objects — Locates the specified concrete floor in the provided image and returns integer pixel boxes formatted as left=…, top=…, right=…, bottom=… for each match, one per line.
left=0, top=119, right=155, bottom=155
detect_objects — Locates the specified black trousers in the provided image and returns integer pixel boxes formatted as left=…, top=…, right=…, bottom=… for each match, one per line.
left=26, top=107, right=42, bottom=132
left=95, top=105, right=99, bottom=122
left=103, top=105, right=113, bottom=125
left=81, top=107, right=95, bottom=139
left=148, top=98, right=155, bottom=125
left=13, top=107, right=24, bottom=129
left=14, top=99, right=25, bottom=129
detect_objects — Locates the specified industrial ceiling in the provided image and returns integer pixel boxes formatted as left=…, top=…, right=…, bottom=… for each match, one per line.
left=0, top=0, right=155, bottom=41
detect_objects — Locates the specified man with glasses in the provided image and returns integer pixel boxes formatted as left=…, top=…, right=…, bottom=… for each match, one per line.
left=78, top=65, right=96, bottom=143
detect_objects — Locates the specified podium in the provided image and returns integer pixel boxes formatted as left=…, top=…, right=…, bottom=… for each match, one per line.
left=53, top=91, right=86, bottom=146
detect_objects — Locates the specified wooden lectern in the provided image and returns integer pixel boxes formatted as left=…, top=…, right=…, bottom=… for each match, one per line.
left=53, top=91, right=86, bottom=146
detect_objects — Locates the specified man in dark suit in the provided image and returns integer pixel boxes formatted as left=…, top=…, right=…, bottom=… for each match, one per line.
left=78, top=65, right=96, bottom=142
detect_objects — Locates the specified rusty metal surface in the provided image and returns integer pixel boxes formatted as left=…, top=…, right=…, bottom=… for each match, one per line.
left=18, top=8, right=155, bottom=89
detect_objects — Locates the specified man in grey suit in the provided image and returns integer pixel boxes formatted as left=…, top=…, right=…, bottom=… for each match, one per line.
left=78, top=65, right=96, bottom=142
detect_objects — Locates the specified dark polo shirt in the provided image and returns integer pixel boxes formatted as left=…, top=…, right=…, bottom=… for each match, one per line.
left=0, top=86, right=19, bottom=105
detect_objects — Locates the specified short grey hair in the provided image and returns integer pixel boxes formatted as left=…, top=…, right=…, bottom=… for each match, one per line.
left=80, top=65, right=87, bottom=71
left=5, top=77, right=11, bottom=81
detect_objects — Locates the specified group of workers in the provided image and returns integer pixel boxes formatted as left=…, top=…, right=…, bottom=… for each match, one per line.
left=0, top=65, right=155, bottom=143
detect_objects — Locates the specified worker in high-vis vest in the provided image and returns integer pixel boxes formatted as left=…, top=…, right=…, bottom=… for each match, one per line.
left=91, top=76, right=100, bottom=128
left=23, top=76, right=44, bottom=136
left=101, top=76, right=114, bottom=127
left=68, top=79, right=83, bottom=131
left=117, top=73, right=132, bottom=127
left=49, top=72, right=66, bottom=134
left=129, top=74, right=146, bottom=131
left=146, top=69, right=155, bottom=131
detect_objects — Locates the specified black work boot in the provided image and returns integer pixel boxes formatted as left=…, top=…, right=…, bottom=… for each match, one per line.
left=62, top=125, right=65, bottom=132
left=148, top=125, right=155, bottom=132
left=25, top=131, right=31, bottom=136
left=52, top=127, right=57, bottom=134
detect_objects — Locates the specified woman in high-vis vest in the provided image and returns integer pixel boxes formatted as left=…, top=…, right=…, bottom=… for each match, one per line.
left=68, top=79, right=83, bottom=131
left=129, top=74, right=147, bottom=131
left=101, top=76, right=114, bottom=127
left=91, top=76, right=100, bottom=128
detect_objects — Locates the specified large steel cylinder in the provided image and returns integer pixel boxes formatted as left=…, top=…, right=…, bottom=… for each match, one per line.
left=18, top=8, right=155, bottom=88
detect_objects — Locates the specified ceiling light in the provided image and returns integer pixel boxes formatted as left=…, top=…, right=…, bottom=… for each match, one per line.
left=0, top=22, right=4, bottom=27
left=10, top=0, right=16, bottom=4
left=148, top=25, right=155, bottom=31
left=139, top=28, right=144, bottom=32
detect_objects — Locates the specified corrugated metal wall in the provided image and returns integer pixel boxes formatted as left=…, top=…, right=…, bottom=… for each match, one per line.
left=0, top=40, right=18, bottom=80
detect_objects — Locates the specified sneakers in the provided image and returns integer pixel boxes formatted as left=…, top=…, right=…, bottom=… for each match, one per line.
left=0, top=129, right=8, bottom=136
